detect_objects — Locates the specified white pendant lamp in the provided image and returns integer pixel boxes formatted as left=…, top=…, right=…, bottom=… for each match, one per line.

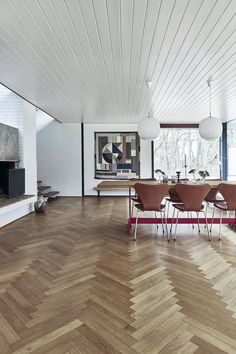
left=138, top=81, right=160, bottom=140
left=199, top=78, right=222, bottom=141
left=138, top=113, right=160, bottom=140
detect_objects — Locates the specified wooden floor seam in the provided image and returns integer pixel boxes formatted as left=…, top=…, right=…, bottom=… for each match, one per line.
left=0, top=197, right=236, bottom=353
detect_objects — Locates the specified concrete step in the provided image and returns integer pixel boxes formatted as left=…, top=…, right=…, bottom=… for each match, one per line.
left=38, top=185, right=51, bottom=192
left=43, top=191, right=60, bottom=198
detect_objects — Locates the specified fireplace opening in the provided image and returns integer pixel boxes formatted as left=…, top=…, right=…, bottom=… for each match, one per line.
left=0, top=162, right=25, bottom=199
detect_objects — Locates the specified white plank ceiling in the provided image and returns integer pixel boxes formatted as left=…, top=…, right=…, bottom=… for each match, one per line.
left=0, top=0, right=235, bottom=124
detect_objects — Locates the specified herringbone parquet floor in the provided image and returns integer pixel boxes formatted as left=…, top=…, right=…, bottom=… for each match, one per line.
left=1, top=197, right=236, bottom=353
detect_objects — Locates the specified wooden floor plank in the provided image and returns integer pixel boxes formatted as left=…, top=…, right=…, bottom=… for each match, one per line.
left=0, top=197, right=236, bottom=353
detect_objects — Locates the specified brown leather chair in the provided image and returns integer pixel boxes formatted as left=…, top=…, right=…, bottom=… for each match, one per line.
left=131, top=178, right=157, bottom=215
left=166, top=187, right=182, bottom=203
left=212, top=183, right=236, bottom=240
left=165, top=187, right=182, bottom=218
left=204, top=187, right=225, bottom=232
left=172, top=184, right=211, bottom=240
left=133, top=183, right=169, bottom=241
left=205, top=187, right=220, bottom=203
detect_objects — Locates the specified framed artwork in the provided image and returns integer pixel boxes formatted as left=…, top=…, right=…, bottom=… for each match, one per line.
left=95, top=132, right=140, bottom=179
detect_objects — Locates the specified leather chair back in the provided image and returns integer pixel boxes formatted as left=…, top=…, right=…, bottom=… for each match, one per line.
left=218, top=183, right=236, bottom=210
left=175, top=183, right=210, bottom=211
left=204, top=187, right=218, bottom=202
left=134, top=183, right=169, bottom=211
left=168, top=187, right=182, bottom=202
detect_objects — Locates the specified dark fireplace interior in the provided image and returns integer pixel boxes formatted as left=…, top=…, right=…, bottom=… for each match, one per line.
left=0, top=162, right=25, bottom=199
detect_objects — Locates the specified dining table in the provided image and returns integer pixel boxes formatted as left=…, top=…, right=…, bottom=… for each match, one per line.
left=95, top=180, right=236, bottom=235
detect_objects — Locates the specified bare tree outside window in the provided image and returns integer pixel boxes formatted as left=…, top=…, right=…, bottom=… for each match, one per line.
left=154, top=128, right=220, bottom=179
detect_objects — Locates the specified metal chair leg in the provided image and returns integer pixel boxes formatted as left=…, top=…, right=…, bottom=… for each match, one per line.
left=131, top=201, right=134, bottom=217
left=190, top=212, right=194, bottom=228
left=134, top=208, right=138, bottom=241
left=161, top=212, right=164, bottom=234
left=170, top=208, right=175, bottom=233
left=197, top=212, right=200, bottom=233
left=204, top=203, right=208, bottom=228
left=154, top=211, right=158, bottom=230
left=219, top=211, right=222, bottom=241
left=163, top=211, right=169, bottom=241
left=210, top=206, right=215, bottom=233
left=203, top=211, right=211, bottom=241
left=174, top=211, right=179, bottom=241
left=167, top=201, right=170, bottom=220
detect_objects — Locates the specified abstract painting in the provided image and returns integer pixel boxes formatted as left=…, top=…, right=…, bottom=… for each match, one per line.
left=95, top=132, right=140, bottom=179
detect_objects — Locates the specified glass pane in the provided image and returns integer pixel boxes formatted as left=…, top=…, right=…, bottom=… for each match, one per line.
left=227, top=120, right=236, bottom=181
left=153, top=128, right=220, bottom=179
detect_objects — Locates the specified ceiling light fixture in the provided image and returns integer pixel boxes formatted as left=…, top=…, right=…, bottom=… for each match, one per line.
left=138, top=81, right=160, bottom=140
left=199, top=77, right=222, bottom=141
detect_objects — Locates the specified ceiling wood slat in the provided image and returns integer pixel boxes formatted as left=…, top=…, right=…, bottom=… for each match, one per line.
left=0, top=0, right=235, bottom=123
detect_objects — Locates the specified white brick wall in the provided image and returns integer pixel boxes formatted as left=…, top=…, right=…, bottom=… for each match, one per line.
left=0, top=85, right=24, bottom=164
left=23, top=101, right=37, bottom=195
left=0, top=85, right=37, bottom=226
left=36, top=111, right=82, bottom=196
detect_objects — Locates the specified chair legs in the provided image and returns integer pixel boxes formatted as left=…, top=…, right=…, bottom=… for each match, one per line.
left=203, top=211, right=211, bottom=241
left=131, top=200, right=134, bottom=217
left=135, top=207, right=212, bottom=242
left=210, top=207, right=226, bottom=241
left=174, top=211, right=180, bottom=241
left=164, top=213, right=169, bottom=241
left=133, top=208, right=139, bottom=241
left=219, top=211, right=222, bottom=241
left=160, top=212, right=164, bottom=234
left=166, top=200, right=170, bottom=220
left=197, top=212, right=200, bottom=233
left=133, top=209, right=168, bottom=241
left=190, top=212, right=194, bottom=229
left=172, top=210, right=210, bottom=241
left=188, top=212, right=194, bottom=229
left=210, top=206, right=215, bottom=233
left=170, top=208, right=175, bottom=234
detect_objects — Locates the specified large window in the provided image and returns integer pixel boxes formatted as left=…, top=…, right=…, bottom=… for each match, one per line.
left=153, top=128, right=220, bottom=179
left=228, top=120, right=236, bottom=181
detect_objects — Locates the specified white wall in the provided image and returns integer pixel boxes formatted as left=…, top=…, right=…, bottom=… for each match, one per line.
left=36, top=119, right=152, bottom=197
left=23, top=101, right=37, bottom=195
left=84, top=123, right=152, bottom=195
left=0, top=85, right=24, bottom=162
left=0, top=86, right=37, bottom=227
left=0, top=86, right=37, bottom=196
left=37, top=112, right=82, bottom=196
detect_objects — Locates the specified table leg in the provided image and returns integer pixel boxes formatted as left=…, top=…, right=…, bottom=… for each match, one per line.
left=128, top=187, right=132, bottom=235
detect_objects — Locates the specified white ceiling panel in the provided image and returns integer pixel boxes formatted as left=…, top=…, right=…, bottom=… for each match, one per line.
left=0, top=0, right=235, bottom=123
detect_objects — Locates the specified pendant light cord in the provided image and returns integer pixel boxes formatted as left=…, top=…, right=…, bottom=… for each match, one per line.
left=209, top=83, right=211, bottom=117
left=146, top=81, right=152, bottom=117
left=207, top=77, right=212, bottom=117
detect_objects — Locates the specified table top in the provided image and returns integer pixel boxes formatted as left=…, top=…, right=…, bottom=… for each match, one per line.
left=95, top=180, right=236, bottom=190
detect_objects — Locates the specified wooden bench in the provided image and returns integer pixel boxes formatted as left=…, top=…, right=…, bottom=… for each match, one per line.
left=94, top=181, right=134, bottom=197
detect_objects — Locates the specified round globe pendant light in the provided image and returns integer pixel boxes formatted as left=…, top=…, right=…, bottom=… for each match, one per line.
left=138, top=113, right=160, bottom=140
left=138, top=81, right=160, bottom=140
left=199, top=78, right=222, bottom=141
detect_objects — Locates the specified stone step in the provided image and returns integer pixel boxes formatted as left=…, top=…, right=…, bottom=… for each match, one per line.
left=38, top=185, right=51, bottom=192
left=43, top=191, right=60, bottom=198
